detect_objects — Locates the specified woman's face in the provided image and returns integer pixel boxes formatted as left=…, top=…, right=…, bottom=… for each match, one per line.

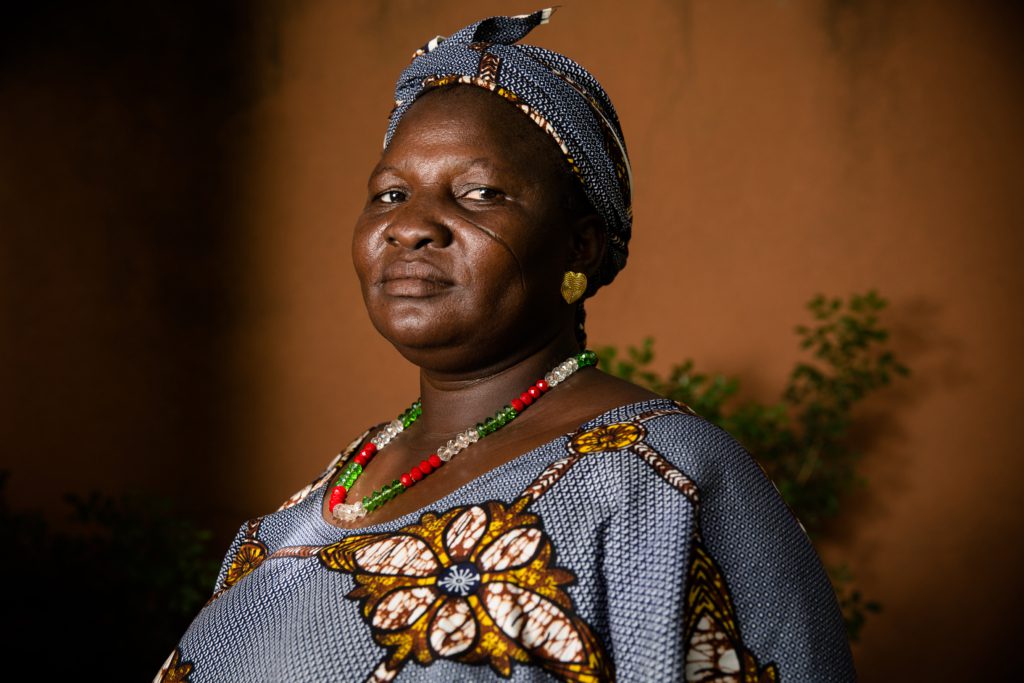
left=352, top=86, right=583, bottom=372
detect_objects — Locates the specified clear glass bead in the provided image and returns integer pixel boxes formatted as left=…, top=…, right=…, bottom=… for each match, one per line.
left=333, top=502, right=365, bottom=521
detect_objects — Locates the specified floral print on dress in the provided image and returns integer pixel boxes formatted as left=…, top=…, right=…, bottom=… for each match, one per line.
left=223, top=541, right=268, bottom=588
left=685, top=543, right=779, bottom=682
left=570, top=421, right=643, bottom=453
left=205, top=518, right=268, bottom=606
left=153, top=648, right=193, bottom=683
left=318, top=497, right=612, bottom=682
left=173, top=403, right=792, bottom=682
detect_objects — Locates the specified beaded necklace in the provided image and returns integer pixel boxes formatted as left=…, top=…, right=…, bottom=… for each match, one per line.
left=330, top=350, right=598, bottom=522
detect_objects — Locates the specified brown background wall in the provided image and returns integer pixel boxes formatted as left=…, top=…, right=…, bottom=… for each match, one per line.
left=2, top=0, right=1021, bottom=678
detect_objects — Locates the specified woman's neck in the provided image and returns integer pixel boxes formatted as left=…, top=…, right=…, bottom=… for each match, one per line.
left=412, top=334, right=581, bottom=440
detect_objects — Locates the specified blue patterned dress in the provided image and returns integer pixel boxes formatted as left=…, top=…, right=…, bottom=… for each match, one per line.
left=158, top=398, right=855, bottom=682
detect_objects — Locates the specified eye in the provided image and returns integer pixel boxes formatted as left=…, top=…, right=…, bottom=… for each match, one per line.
left=375, top=189, right=407, bottom=204
left=463, top=187, right=504, bottom=201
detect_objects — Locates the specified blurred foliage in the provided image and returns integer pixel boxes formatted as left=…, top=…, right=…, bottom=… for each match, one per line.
left=0, top=470, right=220, bottom=676
left=596, top=290, right=907, bottom=640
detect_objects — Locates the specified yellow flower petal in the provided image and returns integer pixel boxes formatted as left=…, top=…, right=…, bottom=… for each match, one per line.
left=444, top=506, right=488, bottom=562
left=477, top=527, right=542, bottom=571
left=355, top=535, right=439, bottom=576
left=371, top=587, right=438, bottom=631
left=428, top=598, right=477, bottom=656
left=482, top=582, right=584, bottom=663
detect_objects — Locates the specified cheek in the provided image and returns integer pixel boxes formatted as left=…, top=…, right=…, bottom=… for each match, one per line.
left=480, top=235, right=567, bottom=320
left=351, top=221, right=379, bottom=289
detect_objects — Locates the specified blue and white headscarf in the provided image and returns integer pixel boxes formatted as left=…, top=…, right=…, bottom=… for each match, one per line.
left=383, top=7, right=633, bottom=289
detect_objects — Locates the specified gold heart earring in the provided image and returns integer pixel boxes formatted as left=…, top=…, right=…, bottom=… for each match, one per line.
left=561, top=271, right=587, bottom=304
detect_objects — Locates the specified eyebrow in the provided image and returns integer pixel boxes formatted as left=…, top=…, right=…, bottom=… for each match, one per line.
left=370, top=157, right=501, bottom=179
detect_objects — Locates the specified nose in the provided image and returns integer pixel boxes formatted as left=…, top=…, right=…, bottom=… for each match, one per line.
left=384, top=195, right=453, bottom=250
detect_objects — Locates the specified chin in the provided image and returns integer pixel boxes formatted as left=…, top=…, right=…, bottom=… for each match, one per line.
left=368, top=315, right=501, bottom=374
left=369, top=307, right=457, bottom=352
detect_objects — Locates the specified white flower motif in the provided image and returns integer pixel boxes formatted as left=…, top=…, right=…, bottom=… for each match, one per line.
left=437, top=564, right=480, bottom=597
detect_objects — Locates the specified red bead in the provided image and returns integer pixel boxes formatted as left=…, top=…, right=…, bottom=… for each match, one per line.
left=511, top=398, right=525, bottom=412
left=536, top=379, right=550, bottom=393
left=329, top=486, right=346, bottom=506
left=428, top=453, right=442, bottom=468
left=519, top=391, right=533, bottom=406
left=354, top=453, right=368, bottom=466
left=400, top=473, right=413, bottom=488
left=419, top=459, right=433, bottom=475
left=409, top=467, right=424, bottom=482
left=361, top=443, right=377, bottom=457
left=527, top=386, right=541, bottom=399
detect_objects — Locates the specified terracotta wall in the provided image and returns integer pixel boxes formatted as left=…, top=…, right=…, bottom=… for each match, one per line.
left=2, top=1, right=1021, bottom=678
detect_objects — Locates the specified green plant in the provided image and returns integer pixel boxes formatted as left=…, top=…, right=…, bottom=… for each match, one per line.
left=0, top=471, right=221, bottom=676
left=596, top=290, right=907, bottom=640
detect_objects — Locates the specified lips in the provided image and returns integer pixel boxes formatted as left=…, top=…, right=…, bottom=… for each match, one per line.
left=378, top=259, right=455, bottom=297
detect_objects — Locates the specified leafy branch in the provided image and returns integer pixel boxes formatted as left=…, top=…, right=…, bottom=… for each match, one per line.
left=596, top=290, right=907, bottom=639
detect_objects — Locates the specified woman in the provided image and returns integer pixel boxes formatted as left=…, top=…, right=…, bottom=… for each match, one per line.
left=161, top=9, right=855, bottom=682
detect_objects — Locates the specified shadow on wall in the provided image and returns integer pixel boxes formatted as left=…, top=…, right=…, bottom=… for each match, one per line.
left=817, top=295, right=953, bottom=569
left=0, top=2, right=282, bottom=532
left=0, top=2, right=286, bottom=674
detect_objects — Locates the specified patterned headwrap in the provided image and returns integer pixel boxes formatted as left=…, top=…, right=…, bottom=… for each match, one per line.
left=383, top=7, right=633, bottom=290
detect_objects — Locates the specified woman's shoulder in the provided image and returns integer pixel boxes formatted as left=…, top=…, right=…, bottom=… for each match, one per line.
left=572, top=396, right=763, bottom=494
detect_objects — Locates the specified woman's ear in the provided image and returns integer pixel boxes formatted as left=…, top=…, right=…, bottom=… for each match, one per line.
left=568, top=212, right=606, bottom=279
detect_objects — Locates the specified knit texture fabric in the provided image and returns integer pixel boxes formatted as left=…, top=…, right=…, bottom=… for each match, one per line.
left=161, top=398, right=856, bottom=682
left=383, top=8, right=632, bottom=291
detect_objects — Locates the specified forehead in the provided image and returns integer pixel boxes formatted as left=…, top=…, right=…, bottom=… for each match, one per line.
left=382, top=85, right=567, bottom=174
